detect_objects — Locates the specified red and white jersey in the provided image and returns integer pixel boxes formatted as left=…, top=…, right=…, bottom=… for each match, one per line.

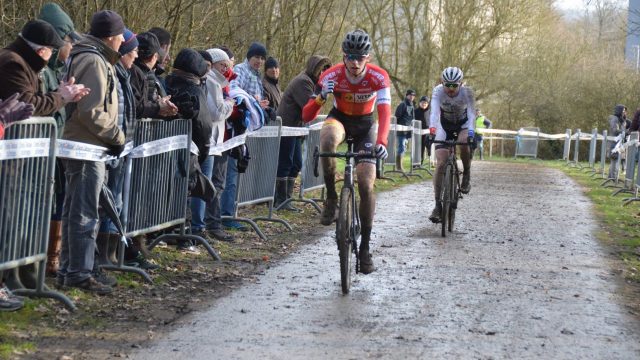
left=318, top=63, right=391, bottom=116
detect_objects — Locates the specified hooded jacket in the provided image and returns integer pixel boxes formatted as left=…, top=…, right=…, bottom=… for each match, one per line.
left=62, top=35, right=125, bottom=147
left=609, top=104, right=626, bottom=137
left=0, top=36, right=65, bottom=116
left=277, top=55, right=331, bottom=127
left=165, top=49, right=213, bottom=162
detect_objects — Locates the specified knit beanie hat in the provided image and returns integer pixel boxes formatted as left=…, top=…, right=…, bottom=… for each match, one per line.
left=419, top=95, right=429, bottom=102
left=20, top=20, right=65, bottom=48
left=265, top=56, right=279, bottom=70
left=38, top=3, right=80, bottom=41
left=137, top=32, right=160, bottom=59
left=406, top=89, right=416, bottom=96
left=119, top=28, right=138, bottom=55
left=89, top=10, right=125, bottom=38
left=206, top=48, right=230, bottom=65
left=218, top=45, right=234, bottom=60
left=246, top=42, right=267, bottom=59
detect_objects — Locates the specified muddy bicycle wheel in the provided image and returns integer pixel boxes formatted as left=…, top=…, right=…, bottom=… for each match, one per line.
left=337, top=187, right=354, bottom=294
left=441, top=162, right=453, bottom=237
left=448, top=170, right=458, bottom=232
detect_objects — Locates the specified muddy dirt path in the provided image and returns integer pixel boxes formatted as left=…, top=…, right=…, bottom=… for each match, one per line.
left=131, top=162, right=640, bottom=359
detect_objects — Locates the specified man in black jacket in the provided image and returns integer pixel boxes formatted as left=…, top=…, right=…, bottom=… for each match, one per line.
left=394, top=89, right=416, bottom=171
left=129, top=32, right=177, bottom=119
left=165, top=49, right=213, bottom=253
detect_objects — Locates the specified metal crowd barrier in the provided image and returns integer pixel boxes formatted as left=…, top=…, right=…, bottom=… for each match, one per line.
left=623, top=139, right=640, bottom=206
left=382, top=116, right=406, bottom=180
left=593, top=129, right=608, bottom=179
left=563, top=129, right=572, bottom=162
left=408, top=120, right=428, bottom=178
left=584, top=128, right=598, bottom=173
left=613, top=132, right=639, bottom=197
left=515, top=127, right=540, bottom=158
left=223, top=119, right=292, bottom=240
left=293, top=116, right=325, bottom=213
left=602, top=130, right=625, bottom=188
left=568, top=129, right=582, bottom=168
left=0, top=118, right=74, bottom=310
left=122, top=120, right=221, bottom=277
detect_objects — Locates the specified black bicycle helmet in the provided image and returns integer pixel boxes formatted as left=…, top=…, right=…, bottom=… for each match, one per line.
left=342, top=29, right=371, bottom=56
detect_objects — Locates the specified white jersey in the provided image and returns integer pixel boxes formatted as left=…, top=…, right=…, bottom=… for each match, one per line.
left=429, top=84, right=476, bottom=140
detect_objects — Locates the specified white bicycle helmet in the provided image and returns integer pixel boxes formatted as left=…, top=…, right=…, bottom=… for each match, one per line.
left=441, top=67, right=463, bottom=83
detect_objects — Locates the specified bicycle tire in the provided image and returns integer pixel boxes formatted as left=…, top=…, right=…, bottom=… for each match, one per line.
left=441, top=162, right=453, bottom=237
left=448, top=168, right=458, bottom=232
left=337, top=187, right=354, bottom=294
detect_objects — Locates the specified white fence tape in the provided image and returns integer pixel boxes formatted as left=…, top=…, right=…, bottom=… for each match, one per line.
left=0, top=138, right=50, bottom=160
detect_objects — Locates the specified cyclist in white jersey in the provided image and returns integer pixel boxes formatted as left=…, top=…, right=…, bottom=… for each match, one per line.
left=428, top=67, right=476, bottom=223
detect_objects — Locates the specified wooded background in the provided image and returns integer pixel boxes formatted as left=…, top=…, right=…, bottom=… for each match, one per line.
left=0, top=0, right=635, bottom=133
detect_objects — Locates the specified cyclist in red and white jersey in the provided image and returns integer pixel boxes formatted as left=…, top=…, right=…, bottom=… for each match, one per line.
left=302, top=29, right=391, bottom=274
left=428, top=66, right=476, bottom=223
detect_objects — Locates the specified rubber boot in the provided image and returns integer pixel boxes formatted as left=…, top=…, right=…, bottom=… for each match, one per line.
left=396, top=153, right=404, bottom=172
left=132, top=235, right=152, bottom=259
left=274, top=177, right=287, bottom=209
left=46, top=220, right=62, bottom=276
left=320, top=198, right=338, bottom=225
left=359, top=226, right=375, bottom=274
left=95, top=233, right=112, bottom=267
left=107, top=234, right=120, bottom=264
left=282, top=177, right=301, bottom=212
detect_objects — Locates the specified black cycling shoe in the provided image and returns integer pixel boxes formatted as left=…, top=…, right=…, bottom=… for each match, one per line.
left=359, top=251, right=376, bottom=274
left=429, top=205, right=442, bottom=223
left=460, top=173, right=471, bottom=194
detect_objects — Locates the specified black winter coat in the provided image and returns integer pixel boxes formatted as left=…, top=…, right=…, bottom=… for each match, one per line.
left=165, top=70, right=212, bottom=163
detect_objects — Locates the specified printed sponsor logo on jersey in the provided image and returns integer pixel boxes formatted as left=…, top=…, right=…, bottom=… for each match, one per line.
left=354, top=93, right=375, bottom=103
left=364, top=142, right=373, bottom=149
left=344, top=93, right=354, bottom=102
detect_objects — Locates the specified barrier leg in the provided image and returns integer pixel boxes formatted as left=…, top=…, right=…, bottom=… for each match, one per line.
left=101, top=237, right=153, bottom=283
left=11, top=260, right=76, bottom=311
left=221, top=216, right=268, bottom=241
left=147, top=231, right=222, bottom=262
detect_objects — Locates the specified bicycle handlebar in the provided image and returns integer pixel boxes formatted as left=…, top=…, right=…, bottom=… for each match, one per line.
left=317, top=151, right=377, bottom=159
left=430, top=139, right=473, bottom=147
left=312, top=146, right=380, bottom=178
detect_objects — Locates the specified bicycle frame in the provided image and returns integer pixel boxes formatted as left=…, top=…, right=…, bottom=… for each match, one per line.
left=313, top=138, right=377, bottom=291
left=431, top=138, right=471, bottom=236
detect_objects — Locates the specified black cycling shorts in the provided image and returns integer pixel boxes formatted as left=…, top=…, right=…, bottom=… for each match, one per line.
left=326, top=108, right=377, bottom=164
left=435, top=120, right=468, bottom=150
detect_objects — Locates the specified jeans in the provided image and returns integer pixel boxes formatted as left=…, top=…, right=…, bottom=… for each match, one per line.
left=189, top=155, right=214, bottom=232
left=59, top=159, right=105, bottom=284
left=277, top=136, right=303, bottom=178
left=205, top=153, right=228, bottom=230
left=220, top=153, right=238, bottom=217
left=474, top=134, right=484, bottom=160
left=99, top=158, right=125, bottom=233
left=397, top=131, right=411, bottom=155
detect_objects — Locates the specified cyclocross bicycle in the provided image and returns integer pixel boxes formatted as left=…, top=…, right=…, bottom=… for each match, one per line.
left=313, top=137, right=378, bottom=294
left=432, top=137, right=473, bottom=237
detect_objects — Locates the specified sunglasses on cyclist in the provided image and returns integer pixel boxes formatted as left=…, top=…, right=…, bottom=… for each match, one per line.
left=344, top=54, right=367, bottom=62
left=444, top=83, right=460, bottom=89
